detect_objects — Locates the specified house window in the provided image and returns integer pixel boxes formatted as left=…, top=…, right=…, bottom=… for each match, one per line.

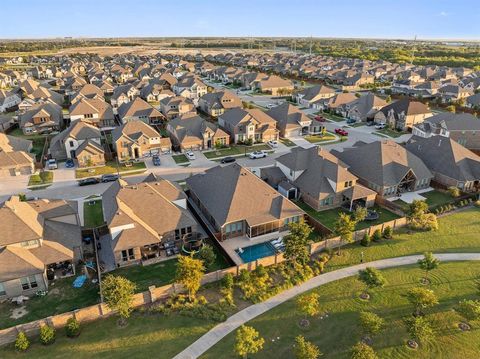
left=121, top=248, right=135, bottom=261
left=20, top=276, right=38, bottom=291
left=69, top=140, right=74, bottom=147
left=175, top=226, right=193, bottom=240
left=344, top=181, right=353, bottom=188
left=0, top=283, right=5, bottom=296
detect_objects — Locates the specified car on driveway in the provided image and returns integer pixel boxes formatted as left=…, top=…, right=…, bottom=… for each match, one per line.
left=346, top=118, right=356, bottom=125
left=101, top=174, right=119, bottom=183
left=65, top=159, right=75, bottom=168
left=78, top=177, right=100, bottom=186
left=152, top=155, right=161, bottom=166
left=47, top=159, right=58, bottom=170
left=335, top=128, right=349, bottom=136
left=314, top=115, right=326, bottom=122
left=375, top=123, right=386, bottom=130
left=185, top=151, right=196, bottom=160
left=267, top=140, right=278, bottom=148
left=220, top=156, right=236, bottom=164
left=249, top=150, right=268, bottom=159
left=266, top=103, right=275, bottom=109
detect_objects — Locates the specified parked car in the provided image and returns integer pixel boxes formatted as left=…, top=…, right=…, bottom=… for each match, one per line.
left=185, top=151, right=196, bottom=160
left=78, top=177, right=100, bottom=186
left=314, top=115, right=326, bottom=122
left=366, top=121, right=375, bottom=126
left=152, top=155, right=161, bottom=166
left=249, top=150, right=268, bottom=159
left=375, top=123, right=386, bottom=130
left=220, top=156, right=236, bottom=164
left=335, top=128, right=349, bottom=136
left=65, top=159, right=75, bottom=168
left=267, top=140, right=278, bottom=148
left=101, top=174, right=119, bottom=183
left=346, top=118, right=356, bottom=125
left=46, top=159, right=58, bottom=170
left=266, top=103, right=275, bottom=109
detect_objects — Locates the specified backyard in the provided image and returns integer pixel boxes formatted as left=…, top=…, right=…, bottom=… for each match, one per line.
left=203, top=144, right=272, bottom=159
left=296, top=201, right=401, bottom=231
left=75, top=161, right=146, bottom=178
left=393, top=190, right=456, bottom=212
left=83, top=199, right=104, bottom=228
left=8, top=128, right=47, bottom=161
left=28, top=171, right=53, bottom=187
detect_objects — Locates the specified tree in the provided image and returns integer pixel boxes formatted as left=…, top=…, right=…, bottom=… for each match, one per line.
left=404, top=316, right=434, bottom=344
left=446, top=104, right=456, bottom=113
left=350, top=342, right=378, bottom=359
left=407, top=200, right=438, bottom=231
left=358, top=268, right=386, bottom=297
left=294, top=335, right=322, bottom=359
left=101, top=275, right=137, bottom=324
left=39, top=324, right=55, bottom=345
left=235, top=325, right=265, bottom=359
left=456, top=299, right=480, bottom=324
left=175, top=255, right=205, bottom=301
left=371, top=229, right=382, bottom=242
left=382, top=226, right=393, bottom=239
left=334, top=212, right=356, bottom=254
left=353, top=206, right=368, bottom=223
left=417, top=252, right=439, bottom=283
left=196, top=245, right=216, bottom=269
left=296, top=292, right=320, bottom=320
left=65, top=317, right=81, bottom=338
left=15, top=331, right=29, bottom=352
left=385, top=95, right=392, bottom=103
left=359, top=311, right=384, bottom=337
left=448, top=186, right=461, bottom=198
left=283, top=220, right=313, bottom=266
left=406, top=287, right=438, bottom=316
left=360, top=233, right=371, bottom=247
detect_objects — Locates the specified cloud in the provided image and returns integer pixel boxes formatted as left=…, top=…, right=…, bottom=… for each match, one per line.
left=438, top=11, right=448, bottom=16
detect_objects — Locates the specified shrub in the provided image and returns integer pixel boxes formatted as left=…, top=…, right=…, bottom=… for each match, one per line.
left=196, top=245, right=216, bottom=269
left=39, top=324, right=56, bottom=345
left=448, top=186, right=461, bottom=198
left=475, top=200, right=480, bottom=208
left=65, top=317, right=81, bottom=338
left=361, top=233, right=371, bottom=247
left=383, top=226, right=393, bottom=239
left=15, top=331, right=29, bottom=352
left=372, top=229, right=382, bottom=242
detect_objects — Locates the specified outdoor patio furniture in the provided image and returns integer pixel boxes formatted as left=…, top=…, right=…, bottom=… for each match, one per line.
left=365, top=210, right=380, bottom=221
left=166, top=248, right=174, bottom=257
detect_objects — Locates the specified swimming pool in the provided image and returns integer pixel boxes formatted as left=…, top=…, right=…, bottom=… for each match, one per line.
left=236, top=241, right=278, bottom=263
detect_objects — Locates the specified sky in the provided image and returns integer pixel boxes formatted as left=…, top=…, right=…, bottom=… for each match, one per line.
left=1, top=0, right=479, bottom=40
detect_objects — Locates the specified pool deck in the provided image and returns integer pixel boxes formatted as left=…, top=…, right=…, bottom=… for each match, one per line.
left=220, top=230, right=290, bottom=265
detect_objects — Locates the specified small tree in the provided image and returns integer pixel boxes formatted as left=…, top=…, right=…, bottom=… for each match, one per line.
left=418, top=252, right=439, bottom=283
left=358, top=268, right=386, bottom=297
left=446, top=104, right=456, bottom=113
left=296, top=292, right=320, bottom=324
left=175, top=255, right=205, bottom=301
left=65, top=317, right=81, bottom=338
left=407, top=200, right=438, bottom=231
left=404, top=316, right=434, bottom=345
left=101, top=275, right=136, bottom=325
left=456, top=299, right=480, bottom=325
left=350, top=342, right=378, bottom=359
left=235, top=325, right=265, bottom=359
left=39, top=324, right=56, bottom=345
left=294, top=335, right=322, bottom=359
left=382, top=226, right=393, bottom=239
left=353, top=206, right=368, bottom=223
left=334, top=212, right=356, bottom=254
left=406, top=287, right=438, bottom=316
left=283, top=220, right=313, bottom=266
left=196, top=244, right=216, bottom=269
left=15, top=331, right=29, bottom=352
left=371, top=229, right=382, bottom=242
left=359, top=311, right=384, bottom=337
left=385, top=95, right=392, bottom=103
left=360, top=233, right=371, bottom=247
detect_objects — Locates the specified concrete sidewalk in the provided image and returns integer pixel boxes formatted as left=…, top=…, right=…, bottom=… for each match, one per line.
left=173, top=252, right=480, bottom=359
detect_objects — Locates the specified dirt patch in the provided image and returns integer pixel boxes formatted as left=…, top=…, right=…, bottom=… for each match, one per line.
left=10, top=306, right=28, bottom=319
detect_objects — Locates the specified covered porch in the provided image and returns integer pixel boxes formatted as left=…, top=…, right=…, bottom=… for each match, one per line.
left=342, top=184, right=377, bottom=212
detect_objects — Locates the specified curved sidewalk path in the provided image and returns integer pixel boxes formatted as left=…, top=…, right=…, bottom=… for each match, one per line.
left=174, top=253, right=480, bottom=359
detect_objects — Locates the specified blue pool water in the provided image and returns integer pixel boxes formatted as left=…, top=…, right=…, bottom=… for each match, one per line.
left=236, top=241, right=277, bottom=263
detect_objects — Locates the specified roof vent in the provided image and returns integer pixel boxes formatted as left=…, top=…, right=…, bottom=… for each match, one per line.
left=116, top=211, right=121, bottom=215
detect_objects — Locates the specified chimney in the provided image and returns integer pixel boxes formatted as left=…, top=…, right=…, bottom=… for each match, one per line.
left=438, top=139, right=442, bottom=146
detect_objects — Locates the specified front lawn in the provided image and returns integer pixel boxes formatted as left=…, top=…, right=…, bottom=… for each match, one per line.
left=203, top=144, right=272, bottom=159
left=376, top=128, right=406, bottom=138
left=75, top=161, right=146, bottom=178
left=83, top=199, right=104, bottom=228
left=296, top=202, right=400, bottom=231
left=28, top=171, right=53, bottom=186
left=202, top=261, right=480, bottom=359
left=279, top=138, right=296, bottom=147
left=304, top=132, right=336, bottom=143
left=172, top=154, right=189, bottom=164
left=317, top=111, right=345, bottom=122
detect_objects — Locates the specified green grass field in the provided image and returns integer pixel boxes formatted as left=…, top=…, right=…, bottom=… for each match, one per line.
left=279, top=138, right=296, bottom=147
left=304, top=132, right=337, bottom=143
left=394, top=190, right=456, bottom=212
left=376, top=128, right=407, bottom=138
left=83, top=200, right=104, bottom=228
left=203, top=144, right=272, bottom=159
left=172, top=154, right=189, bottom=164
left=201, top=261, right=480, bottom=359
left=28, top=171, right=53, bottom=186
left=75, top=161, right=146, bottom=178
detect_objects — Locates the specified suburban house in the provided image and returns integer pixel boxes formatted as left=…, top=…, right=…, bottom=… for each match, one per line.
left=49, top=120, right=104, bottom=167
left=117, top=97, right=165, bottom=125
left=0, top=115, right=15, bottom=132
left=69, top=97, right=115, bottom=128
left=437, top=84, right=472, bottom=103
left=218, top=107, right=279, bottom=144
left=112, top=120, right=171, bottom=162
left=19, top=102, right=63, bottom=134
left=0, top=133, right=34, bottom=177
left=70, top=83, right=104, bottom=103
left=374, top=98, right=433, bottom=131
left=167, top=113, right=230, bottom=151
left=198, top=90, right=242, bottom=117
left=411, top=112, right=480, bottom=151
left=341, top=72, right=375, bottom=90
left=0, top=196, right=82, bottom=299
left=0, top=89, right=21, bottom=112
left=101, top=178, right=201, bottom=268
left=252, top=75, right=294, bottom=95
left=140, top=81, right=174, bottom=103
left=270, top=147, right=377, bottom=211
left=186, top=163, right=305, bottom=242
left=160, top=96, right=195, bottom=120
left=406, top=137, right=480, bottom=192
left=110, top=84, right=140, bottom=110
left=294, top=85, right=336, bottom=107
left=332, top=140, right=433, bottom=198
left=336, top=93, right=387, bottom=122
left=172, top=74, right=207, bottom=103
left=312, top=92, right=357, bottom=111
left=267, top=103, right=324, bottom=138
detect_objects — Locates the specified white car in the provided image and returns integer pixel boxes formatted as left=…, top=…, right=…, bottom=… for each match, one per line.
left=46, top=159, right=58, bottom=170
left=375, top=123, right=386, bottom=130
left=185, top=151, right=196, bottom=160
left=249, top=151, right=268, bottom=159
left=266, top=103, right=275, bottom=109
left=267, top=140, right=278, bottom=148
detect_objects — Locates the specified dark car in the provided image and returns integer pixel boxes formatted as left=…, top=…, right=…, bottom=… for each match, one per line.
left=152, top=155, right=161, bottom=166
left=221, top=156, right=236, bottom=164
left=78, top=177, right=100, bottom=186
left=101, top=174, right=119, bottom=183
left=65, top=159, right=75, bottom=168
